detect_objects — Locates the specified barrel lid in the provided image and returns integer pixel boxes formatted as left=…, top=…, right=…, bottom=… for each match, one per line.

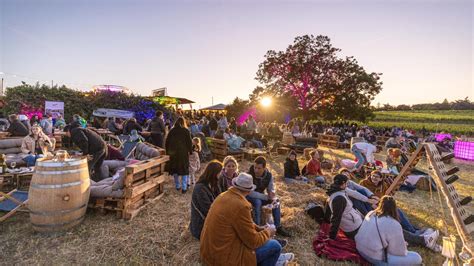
left=37, top=157, right=87, bottom=167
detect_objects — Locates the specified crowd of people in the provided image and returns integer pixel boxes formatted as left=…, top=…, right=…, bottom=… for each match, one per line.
left=0, top=109, right=458, bottom=265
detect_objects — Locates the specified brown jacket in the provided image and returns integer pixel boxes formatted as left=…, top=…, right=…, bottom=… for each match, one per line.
left=359, top=178, right=391, bottom=198
left=200, top=187, right=271, bottom=266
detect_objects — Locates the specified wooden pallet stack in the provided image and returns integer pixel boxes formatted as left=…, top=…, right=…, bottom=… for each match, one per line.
left=0, top=173, right=33, bottom=192
left=207, top=138, right=244, bottom=161
left=317, top=134, right=340, bottom=149
left=88, top=155, right=169, bottom=220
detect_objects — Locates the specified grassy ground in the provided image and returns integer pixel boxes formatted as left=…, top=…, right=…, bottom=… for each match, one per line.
left=1, top=148, right=473, bottom=265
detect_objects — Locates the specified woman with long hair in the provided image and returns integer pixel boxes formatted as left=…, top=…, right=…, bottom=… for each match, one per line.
left=355, top=196, right=439, bottom=265
left=190, top=160, right=223, bottom=239
left=21, top=125, right=54, bottom=166
left=165, top=116, right=193, bottom=193
left=217, top=156, right=239, bottom=193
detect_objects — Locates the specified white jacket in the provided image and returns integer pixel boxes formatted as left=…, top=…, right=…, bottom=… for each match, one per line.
left=352, top=142, right=377, bottom=164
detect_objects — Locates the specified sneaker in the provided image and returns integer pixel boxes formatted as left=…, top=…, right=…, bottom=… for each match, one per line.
left=424, top=229, right=439, bottom=250
left=275, top=238, right=288, bottom=248
left=277, top=226, right=292, bottom=237
left=431, top=244, right=442, bottom=253
left=181, top=189, right=187, bottom=194
left=276, top=253, right=295, bottom=266
left=421, top=228, right=434, bottom=236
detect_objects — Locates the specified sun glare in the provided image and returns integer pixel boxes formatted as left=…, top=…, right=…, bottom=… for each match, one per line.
left=261, top=97, right=272, bottom=107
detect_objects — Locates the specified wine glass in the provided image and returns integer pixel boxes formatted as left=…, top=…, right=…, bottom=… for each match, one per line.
left=10, top=161, right=16, bottom=169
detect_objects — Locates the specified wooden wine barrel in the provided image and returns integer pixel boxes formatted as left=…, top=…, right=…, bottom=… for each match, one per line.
left=28, top=157, right=90, bottom=232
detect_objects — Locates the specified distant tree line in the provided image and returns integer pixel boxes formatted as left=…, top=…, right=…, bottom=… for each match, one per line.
left=375, top=97, right=474, bottom=111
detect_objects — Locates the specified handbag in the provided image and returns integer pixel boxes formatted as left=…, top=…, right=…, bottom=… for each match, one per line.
left=374, top=215, right=388, bottom=262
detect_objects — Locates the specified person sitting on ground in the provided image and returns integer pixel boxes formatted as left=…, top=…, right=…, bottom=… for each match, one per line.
left=190, top=160, right=223, bottom=240
left=217, top=156, right=239, bottom=193
left=326, top=174, right=364, bottom=240
left=304, top=150, right=326, bottom=185
left=200, top=172, right=294, bottom=265
left=64, top=124, right=108, bottom=181
left=21, top=125, right=54, bottom=167
left=385, top=136, right=401, bottom=149
left=7, top=114, right=29, bottom=137
left=283, top=150, right=309, bottom=184
left=188, top=137, right=201, bottom=186
left=248, top=156, right=291, bottom=237
left=223, top=128, right=245, bottom=151
left=0, top=112, right=10, bottom=132
left=386, top=148, right=402, bottom=175
left=355, top=196, right=440, bottom=265
left=123, top=118, right=142, bottom=135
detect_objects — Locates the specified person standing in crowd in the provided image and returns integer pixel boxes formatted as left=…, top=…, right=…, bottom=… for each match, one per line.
left=247, top=115, right=257, bottom=134
left=208, top=114, right=218, bottom=137
left=150, top=111, right=166, bottom=148
left=21, top=125, right=54, bottom=167
left=30, top=114, right=40, bottom=126
left=64, top=124, right=108, bottom=181
left=123, top=117, right=142, bottom=135
left=40, top=113, right=53, bottom=136
left=248, top=156, right=291, bottom=237
left=218, top=115, right=228, bottom=131
left=229, top=117, right=237, bottom=133
left=190, top=160, right=223, bottom=239
left=188, top=137, right=201, bottom=186
left=7, top=114, right=29, bottom=137
left=165, top=117, right=193, bottom=193
left=54, top=114, right=66, bottom=129
left=326, top=174, right=364, bottom=240
left=200, top=172, right=294, bottom=266
left=356, top=196, right=425, bottom=265
left=217, top=156, right=239, bottom=193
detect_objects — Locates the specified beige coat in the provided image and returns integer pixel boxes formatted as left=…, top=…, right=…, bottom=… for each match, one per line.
left=21, top=134, right=54, bottom=156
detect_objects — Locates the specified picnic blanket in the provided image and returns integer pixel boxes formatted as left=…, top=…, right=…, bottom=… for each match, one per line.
left=313, top=223, right=369, bottom=265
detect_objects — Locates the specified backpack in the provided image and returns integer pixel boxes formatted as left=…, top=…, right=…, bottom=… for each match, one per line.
left=305, top=202, right=326, bottom=224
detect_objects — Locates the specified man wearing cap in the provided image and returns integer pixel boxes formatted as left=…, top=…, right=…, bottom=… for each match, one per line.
left=248, top=156, right=291, bottom=237
left=200, top=173, right=293, bottom=266
left=64, top=124, right=107, bottom=181
left=326, top=174, right=364, bottom=240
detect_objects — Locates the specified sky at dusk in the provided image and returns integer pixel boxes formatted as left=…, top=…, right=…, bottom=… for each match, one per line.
left=0, top=0, right=472, bottom=108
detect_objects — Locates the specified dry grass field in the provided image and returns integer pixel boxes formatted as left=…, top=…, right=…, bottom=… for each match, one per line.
left=1, top=147, right=473, bottom=265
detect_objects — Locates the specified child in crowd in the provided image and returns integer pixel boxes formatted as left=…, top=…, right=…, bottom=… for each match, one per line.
left=283, top=150, right=308, bottom=184
left=386, top=148, right=402, bottom=175
left=188, top=137, right=201, bottom=186
left=304, top=150, right=326, bottom=185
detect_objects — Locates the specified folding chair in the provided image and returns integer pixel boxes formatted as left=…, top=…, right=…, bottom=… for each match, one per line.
left=0, top=190, right=28, bottom=222
left=122, top=141, right=139, bottom=160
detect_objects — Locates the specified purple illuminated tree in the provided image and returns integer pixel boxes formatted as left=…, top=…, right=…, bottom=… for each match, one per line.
left=255, top=35, right=383, bottom=121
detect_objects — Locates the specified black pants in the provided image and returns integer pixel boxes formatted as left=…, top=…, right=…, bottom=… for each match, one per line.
left=151, top=133, right=164, bottom=148
left=89, top=148, right=107, bottom=182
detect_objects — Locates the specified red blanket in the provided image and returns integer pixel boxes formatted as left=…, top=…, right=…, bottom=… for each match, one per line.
left=313, top=223, right=369, bottom=265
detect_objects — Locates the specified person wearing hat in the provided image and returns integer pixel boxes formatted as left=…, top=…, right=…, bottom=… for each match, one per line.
left=200, top=172, right=294, bottom=266
left=248, top=156, right=291, bottom=237
left=326, top=174, right=364, bottom=240
left=64, top=124, right=107, bottom=181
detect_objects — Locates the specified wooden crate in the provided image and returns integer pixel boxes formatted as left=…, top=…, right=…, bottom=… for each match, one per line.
left=207, top=138, right=243, bottom=162
left=88, top=155, right=169, bottom=220
left=0, top=173, right=33, bottom=192
left=317, top=134, right=340, bottom=149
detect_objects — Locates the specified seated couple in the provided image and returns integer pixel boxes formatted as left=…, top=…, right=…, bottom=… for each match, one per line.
left=326, top=174, right=441, bottom=265
left=284, top=150, right=325, bottom=185
left=190, top=159, right=294, bottom=266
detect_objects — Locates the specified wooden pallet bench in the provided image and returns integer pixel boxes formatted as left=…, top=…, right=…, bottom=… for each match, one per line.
left=0, top=172, right=33, bottom=192
left=317, top=134, right=340, bottom=149
left=206, top=137, right=244, bottom=161
left=88, top=155, right=169, bottom=220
